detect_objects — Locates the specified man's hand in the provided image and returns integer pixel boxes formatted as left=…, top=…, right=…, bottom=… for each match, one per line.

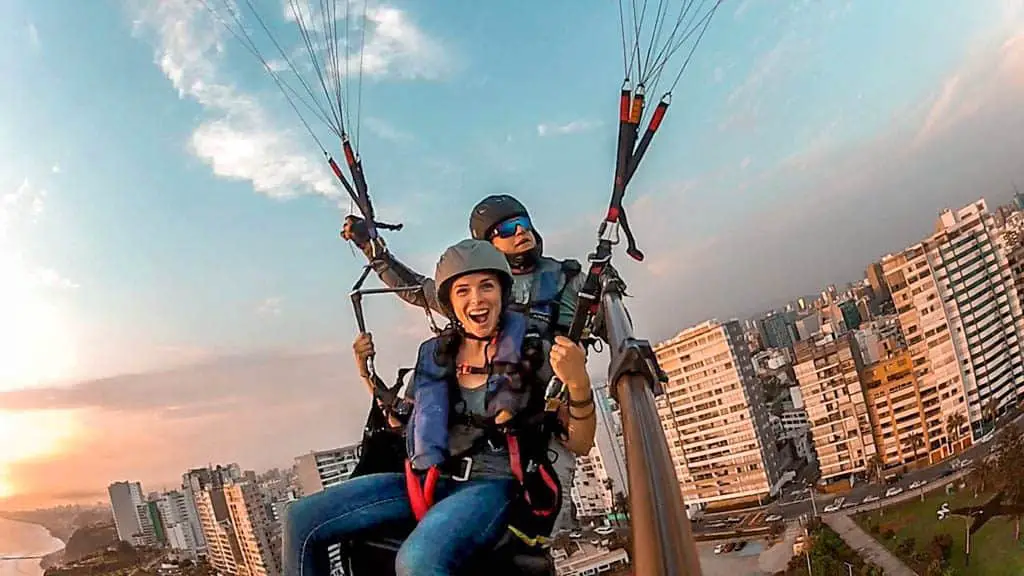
left=341, top=215, right=372, bottom=249
left=353, top=332, right=375, bottom=379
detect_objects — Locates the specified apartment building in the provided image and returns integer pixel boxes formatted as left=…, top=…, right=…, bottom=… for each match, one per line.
left=570, top=446, right=613, bottom=519
left=882, top=199, right=1023, bottom=454
left=861, top=351, right=935, bottom=468
left=224, top=481, right=281, bottom=576
left=654, top=320, right=781, bottom=507
left=108, top=481, right=145, bottom=546
left=294, top=445, right=361, bottom=496
left=793, top=334, right=877, bottom=482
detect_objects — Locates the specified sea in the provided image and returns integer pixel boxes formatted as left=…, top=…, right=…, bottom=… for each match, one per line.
left=0, top=517, right=65, bottom=576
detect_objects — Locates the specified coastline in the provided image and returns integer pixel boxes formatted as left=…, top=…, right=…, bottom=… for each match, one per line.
left=0, top=517, right=66, bottom=576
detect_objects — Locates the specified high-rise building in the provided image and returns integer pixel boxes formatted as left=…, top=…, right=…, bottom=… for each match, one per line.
left=794, top=334, right=877, bottom=483
left=861, top=351, right=943, bottom=468
left=654, top=320, right=781, bottom=508
left=570, top=446, right=613, bottom=520
left=593, top=386, right=628, bottom=498
left=108, top=481, right=145, bottom=545
left=156, top=490, right=204, bottom=559
left=838, top=300, right=862, bottom=332
left=186, top=467, right=245, bottom=576
left=224, top=481, right=281, bottom=576
left=866, top=262, right=892, bottom=310
left=294, top=445, right=361, bottom=496
left=137, top=500, right=167, bottom=547
left=883, top=199, right=1024, bottom=450
left=759, top=313, right=797, bottom=349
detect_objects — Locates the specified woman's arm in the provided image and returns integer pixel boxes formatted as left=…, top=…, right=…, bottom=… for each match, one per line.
left=549, top=336, right=597, bottom=455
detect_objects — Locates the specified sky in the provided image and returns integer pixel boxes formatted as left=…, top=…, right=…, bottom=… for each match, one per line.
left=1, top=0, right=1024, bottom=509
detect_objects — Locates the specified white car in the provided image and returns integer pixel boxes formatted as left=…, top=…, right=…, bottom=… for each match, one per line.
left=885, top=486, right=904, bottom=498
left=764, top=514, right=783, bottom=523
left=823, top=503, right=841, bottom=513
left=714, top=544, right=725, bottom=555
left=594, top=526, right=614, bottom=536
left=909, top=480, right=927, bottom=490
left=863, top=494, right=880, bottom=503
left=569, top=531, right=582, bottom=539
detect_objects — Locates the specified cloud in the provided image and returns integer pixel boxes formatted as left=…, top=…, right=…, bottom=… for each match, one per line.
left=127, top=1, right=447, bottom=201
left=51, top=163, right=61, bottom=174
left=256, top=296, right=282, bottom=316
left=27, top=23, right=39, bottom=48
left=0, top=351, right=376, bottom=508
left=541, top=21, right=1024, bottom=343
left=363, top=116, right=413, bottom=142
left=536, top=120, right=602, bottom=137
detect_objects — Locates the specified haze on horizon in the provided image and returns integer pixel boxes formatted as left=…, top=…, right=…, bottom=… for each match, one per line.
left=2, top=0, right=1024, bottom=510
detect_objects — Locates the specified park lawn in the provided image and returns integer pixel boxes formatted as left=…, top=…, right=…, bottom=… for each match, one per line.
left=853, top=486, right=1024, bottom=575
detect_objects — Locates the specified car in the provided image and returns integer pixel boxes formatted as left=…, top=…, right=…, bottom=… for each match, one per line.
left=569, top=531, right=582, bottom=539
left=823, top=503, right=842, bottom=513
left=733, top=541, right=747, bottom=551
left=726, top=516, right=743, bottom=523
left=863, top=494, right=880, bottom=503
left=979, top=431, right=995, bottom=444
left=723, top=542, right=736, bottom=553
left=842, top=500, right=858, bottom=509
left=714, top=544, right=725, bottom=554
left=910, top=480, right=927, bottom=490
left=594, top=526, right=614, bottom=536
left=885, top=486, right=903, bottom=498
left=764, top=514, right=783, bottom=523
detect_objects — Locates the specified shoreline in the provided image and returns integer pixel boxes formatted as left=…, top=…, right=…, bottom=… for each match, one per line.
left=0, top=517, right=66, bottom=576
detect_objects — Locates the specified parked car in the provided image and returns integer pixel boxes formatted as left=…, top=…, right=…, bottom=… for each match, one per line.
left=764, top=514, right=783, bottom=523
left=885, top=486, right=903, bottom=498
left=714, top=544, right=725, bottom=554
left=862, top=494, right=880, bottom=503
left=733, top=541, right=747, bottom=552
left=909, top=480, right=927, bottom=490
left=594, top=526, right=614, bottom=536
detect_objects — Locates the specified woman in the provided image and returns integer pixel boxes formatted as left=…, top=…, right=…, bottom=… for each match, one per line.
left=282, top=239, right=596, bottom=576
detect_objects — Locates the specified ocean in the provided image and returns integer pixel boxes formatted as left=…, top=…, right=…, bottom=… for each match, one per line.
left=0, top=518, right=65, bottom=576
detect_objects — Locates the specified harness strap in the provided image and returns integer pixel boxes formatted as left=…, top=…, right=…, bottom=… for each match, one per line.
left=404, top=460, right=441, bottom=521
left=506, top=434, right=559, bottom=517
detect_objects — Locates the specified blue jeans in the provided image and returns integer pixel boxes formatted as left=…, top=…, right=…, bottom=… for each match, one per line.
left=282, top=472, right=515, bottom=576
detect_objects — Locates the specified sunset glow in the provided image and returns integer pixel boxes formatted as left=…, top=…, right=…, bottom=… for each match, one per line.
left=0, top=409, right=81, bottom=498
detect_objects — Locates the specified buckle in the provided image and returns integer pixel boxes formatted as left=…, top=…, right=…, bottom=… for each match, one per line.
left=451, top=456, right=473, bottom=482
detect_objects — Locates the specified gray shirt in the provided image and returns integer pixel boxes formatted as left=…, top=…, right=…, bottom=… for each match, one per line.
left=446, top=386, right=515, bottom=479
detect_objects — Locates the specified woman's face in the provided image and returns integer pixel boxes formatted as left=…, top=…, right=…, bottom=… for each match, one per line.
left=449, top=271, right=503, bottom=338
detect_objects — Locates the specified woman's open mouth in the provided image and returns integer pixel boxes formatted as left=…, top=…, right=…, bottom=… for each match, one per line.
left=467, top=309, right=491, bottom=325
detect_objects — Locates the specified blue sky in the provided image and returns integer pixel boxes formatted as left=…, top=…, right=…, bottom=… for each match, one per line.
left=3, top=0, right=1024, bottom=505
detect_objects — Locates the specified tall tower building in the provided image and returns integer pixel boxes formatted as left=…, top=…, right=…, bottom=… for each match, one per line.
left=794, top=334, right=877, bottom=482
left=186, top=467, right=245, bottom=575
left=569, top=446, right=613, bottom=520
left=654, top=320, right=780, bottom=508
left=593, top=385, right=628, bottom=498
left=108, top=481, right=145, bottom=545
left=861, top=350, right=935, bottom=468
left=882, top=199, right=1024, bottom=452
left=293, top=445, right=361, bottom=496
left=224, top=481, right=281, bottom=576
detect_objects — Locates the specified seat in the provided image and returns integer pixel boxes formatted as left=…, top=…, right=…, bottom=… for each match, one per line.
left=343, top=526, right=555, bottom=576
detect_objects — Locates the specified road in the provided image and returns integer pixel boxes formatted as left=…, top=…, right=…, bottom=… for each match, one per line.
left=694, top=413, right=1021, bottom=533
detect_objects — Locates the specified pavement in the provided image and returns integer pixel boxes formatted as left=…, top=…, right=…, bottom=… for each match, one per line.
left=823, top=514, right=917, bottom=576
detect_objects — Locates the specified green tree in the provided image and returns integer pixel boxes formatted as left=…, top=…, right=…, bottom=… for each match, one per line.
left=904, top=432, right=926, bottom=465
left=994, top=422, right=1024, bottom=540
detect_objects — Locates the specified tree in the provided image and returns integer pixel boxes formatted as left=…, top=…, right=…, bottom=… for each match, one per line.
left=967, top=457, right=997, bottom=498
left=904, top=432, right=926, bottom=465
left=865, top=454, right=884, bottom=485
left=983, top=397, right=1000, bottom=431
left=946, top=412, right=967, bottom=450
left=994, top=422, right=1024, bottom=540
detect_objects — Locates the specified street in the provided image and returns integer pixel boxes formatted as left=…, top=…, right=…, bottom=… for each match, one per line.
left=694, top=414, right=1021, bottom=533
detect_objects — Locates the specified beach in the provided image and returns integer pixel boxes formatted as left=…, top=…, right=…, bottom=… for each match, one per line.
left=0, top=518, right=65, bottom=576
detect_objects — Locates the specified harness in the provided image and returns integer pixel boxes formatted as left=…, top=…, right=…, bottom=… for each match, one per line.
left=508, top=257, right=582, bottom=338
left=403, top=311, right=564, bottom=543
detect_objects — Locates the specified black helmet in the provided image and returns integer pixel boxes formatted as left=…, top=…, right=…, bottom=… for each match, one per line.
left=470, top=194, right=530, bottom=241
left=435, top=239, right=513, bottom=319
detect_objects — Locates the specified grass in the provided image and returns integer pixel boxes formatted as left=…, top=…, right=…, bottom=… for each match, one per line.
left=853, top=483, right=1024, bottom=575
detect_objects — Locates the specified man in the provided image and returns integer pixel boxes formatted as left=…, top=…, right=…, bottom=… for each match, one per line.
left=341, top=194, right=606, bottom=535
left=341, top=194, right=587, bottom=343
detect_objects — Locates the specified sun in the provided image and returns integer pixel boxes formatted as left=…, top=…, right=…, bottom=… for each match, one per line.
left=0, top=410, right=81, bottom=500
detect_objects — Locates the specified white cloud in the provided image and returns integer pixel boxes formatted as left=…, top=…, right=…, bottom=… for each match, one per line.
left=2, top=178, right=45, bottom=223
left=257, top=296, right=283, bottom=317
left=27, top=23, right=39, bottom=48
left=364, top=116, right=412, bottom=142
left=126, top=0, right=446, bottom=200
left=51, top=163, right=61, bottom=174
left=536, top=119, right=602, bottom=137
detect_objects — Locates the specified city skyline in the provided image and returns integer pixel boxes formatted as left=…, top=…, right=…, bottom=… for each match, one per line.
left=3, top=1, right=1024, bottom=509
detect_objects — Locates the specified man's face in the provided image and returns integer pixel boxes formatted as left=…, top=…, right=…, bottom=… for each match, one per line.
left=489, top=215, right=536, bottom=255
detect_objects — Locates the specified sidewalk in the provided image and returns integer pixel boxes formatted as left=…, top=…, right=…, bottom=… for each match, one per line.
left=823, top=514, right=918, bottom=576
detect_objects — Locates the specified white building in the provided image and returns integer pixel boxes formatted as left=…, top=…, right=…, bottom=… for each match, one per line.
left=294, top=445, right=360, bottom=495
left=108, top=481, right=145, bottom=545
left=654, top=320, right=781, bottom=507
left=593, top=385, right=628, bottom=498
left=156, top=490, right=204, bottom=559
left=552, top=543, right=630, bottom=576
left=882, top=199, right=1024, bottom=452
left=570, top=446, right=613, bottom=520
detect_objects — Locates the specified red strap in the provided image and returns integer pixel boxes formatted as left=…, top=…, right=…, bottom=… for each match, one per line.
left=506, top=434, right=559, bottom=517
left=507, top=434, right=524, bottom=484
left=404, top=460, right=441, bottom=521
